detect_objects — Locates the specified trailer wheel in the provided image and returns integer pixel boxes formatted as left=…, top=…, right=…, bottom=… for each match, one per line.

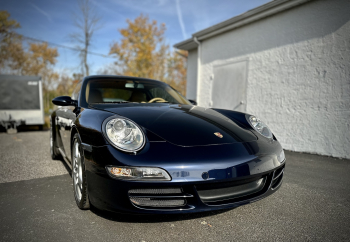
left=50, top=117, right=61, bottom=160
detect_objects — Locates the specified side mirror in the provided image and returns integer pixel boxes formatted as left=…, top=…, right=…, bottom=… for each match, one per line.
left=52, top=96, right=77, bottom=106
left=188, top=99, right=197, bottom=105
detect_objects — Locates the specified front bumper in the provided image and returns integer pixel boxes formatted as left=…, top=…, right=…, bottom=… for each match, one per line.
left=83, top=141, right=285, bottom=214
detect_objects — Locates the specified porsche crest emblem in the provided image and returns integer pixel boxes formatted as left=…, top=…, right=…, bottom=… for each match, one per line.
left=214, top=132, right=223, bottom=138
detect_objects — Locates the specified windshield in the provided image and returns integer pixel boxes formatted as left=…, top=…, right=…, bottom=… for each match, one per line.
left=85, top=79, right=191, bottom=105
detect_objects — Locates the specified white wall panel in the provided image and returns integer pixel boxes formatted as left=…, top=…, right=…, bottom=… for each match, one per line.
left=194, top=0, right=350, bottom=158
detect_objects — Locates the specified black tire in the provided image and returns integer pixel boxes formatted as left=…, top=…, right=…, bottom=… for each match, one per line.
left=72, top=133, right=90, bottom=210
left=50, top=117, right=61, bottom=160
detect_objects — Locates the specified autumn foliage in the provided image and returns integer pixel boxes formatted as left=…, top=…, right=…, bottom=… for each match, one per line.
left=109, top=15, right=187, bottom=95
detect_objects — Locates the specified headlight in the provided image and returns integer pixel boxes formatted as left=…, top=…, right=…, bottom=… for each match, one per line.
left=247, top=115, right=273, bottom=139
left=106, top=166, right=171, bottom=181
left=104, top=117, right=145, bottom=152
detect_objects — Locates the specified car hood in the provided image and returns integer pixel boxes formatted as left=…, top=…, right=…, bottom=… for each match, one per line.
left=91, top=104, right=257, bottom=147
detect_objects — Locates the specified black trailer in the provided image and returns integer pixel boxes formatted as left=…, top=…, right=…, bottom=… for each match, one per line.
left=0, top=75, right=44, bottom=133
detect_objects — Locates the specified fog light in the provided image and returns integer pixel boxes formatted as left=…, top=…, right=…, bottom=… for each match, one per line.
left=106, top=166, right=171, bottom=181
left=110, top=167, right=132, bottom=177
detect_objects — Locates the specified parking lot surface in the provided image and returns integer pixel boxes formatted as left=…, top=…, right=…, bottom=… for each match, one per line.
left=0, top=131, right=349, bottom=242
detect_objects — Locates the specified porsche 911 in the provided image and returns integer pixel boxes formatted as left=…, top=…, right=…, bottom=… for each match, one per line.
left=50, top=75, right=285, bottom=214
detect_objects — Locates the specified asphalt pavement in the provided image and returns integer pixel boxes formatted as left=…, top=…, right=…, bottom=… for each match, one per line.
left=0, top=131, right=349, bottom=242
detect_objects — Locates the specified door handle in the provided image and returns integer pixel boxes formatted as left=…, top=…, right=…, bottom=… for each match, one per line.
left=233, top=101, right=244, bottom=110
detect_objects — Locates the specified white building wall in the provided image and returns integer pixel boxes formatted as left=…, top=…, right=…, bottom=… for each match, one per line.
left=186, top=49, right=198, bottom=100
left=196, top=0, right=350, bottom=158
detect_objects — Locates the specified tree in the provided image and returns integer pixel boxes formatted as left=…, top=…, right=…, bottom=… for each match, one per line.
left=0, top=11, right=61, bottom=114
left=109, top=14, right=168, bottom=81
left=167, top=50, right=187, bottom=96
left=109, top=15, right=187, bottom=95
left=22, top=42, right=59, bottom=113
left=22, top=42, right=59, bottom=75
left=71, top=0, right=102, bottom=76
left=0, top=11, right=59, bottom=79
left=0, top=10, right=20, bottom=35
left=56, top=74, right=75, bottom=96
left=0, top=10, right=24, bottom=72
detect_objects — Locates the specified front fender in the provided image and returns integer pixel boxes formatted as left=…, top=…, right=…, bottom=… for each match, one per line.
left=75, top=108, right=114, bottom=146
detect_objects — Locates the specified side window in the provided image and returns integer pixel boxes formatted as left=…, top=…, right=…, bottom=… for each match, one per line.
left=71, top=82, right=82, bottom=100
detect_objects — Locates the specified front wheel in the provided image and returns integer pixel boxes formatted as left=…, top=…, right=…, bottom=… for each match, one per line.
left=72, top=134, right=90, bottom=210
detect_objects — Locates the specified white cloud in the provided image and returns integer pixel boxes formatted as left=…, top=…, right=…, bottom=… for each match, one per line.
left=176, top=0, right=187, bottom=39
left=30, top=3, right=53, bottom=23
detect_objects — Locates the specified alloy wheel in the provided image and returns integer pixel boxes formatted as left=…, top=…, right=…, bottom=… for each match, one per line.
left=72, top=142, right=83, bottom=201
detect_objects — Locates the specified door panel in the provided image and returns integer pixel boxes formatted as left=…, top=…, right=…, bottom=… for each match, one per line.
left=212, top=60, right=248, bottom=112
left=56, top=108, right=73, bottom=161
left=55, top=109, right=65, bottom=153
left=63, top=106, right=76, bottom=162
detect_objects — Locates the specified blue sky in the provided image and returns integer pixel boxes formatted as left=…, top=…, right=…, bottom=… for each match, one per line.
left=1, top=0, right=270, bottom=75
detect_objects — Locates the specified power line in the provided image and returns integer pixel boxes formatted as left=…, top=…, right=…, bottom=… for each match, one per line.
left=16, top=33, right=115, bottom=58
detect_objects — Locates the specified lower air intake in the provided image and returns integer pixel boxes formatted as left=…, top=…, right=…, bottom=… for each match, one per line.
left=130, top=197, right=186, bottom=207
left=272, top=164, right=285, bottom=189
left=197, top=177, right=266, bottom=203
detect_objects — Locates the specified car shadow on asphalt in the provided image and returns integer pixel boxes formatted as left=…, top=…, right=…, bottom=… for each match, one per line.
left=90, top=204, right=232, bottom=223
left=0, top=126, right=48, bottom=133
left=59, top=157, right=72, bottom=176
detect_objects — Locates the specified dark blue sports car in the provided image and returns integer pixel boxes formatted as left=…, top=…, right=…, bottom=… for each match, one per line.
left=51, top=75, right=285, bottom=214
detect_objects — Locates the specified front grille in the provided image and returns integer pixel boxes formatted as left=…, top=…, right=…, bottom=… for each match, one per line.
left=197, top=177, right=266, bottom=203
left=128, top=187, right=192, bottom=209
left=196, top=175, right=270, bottom=205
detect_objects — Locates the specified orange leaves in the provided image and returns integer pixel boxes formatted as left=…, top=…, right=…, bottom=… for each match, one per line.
left=0, top=11, right=23, bottom=71
left=29, top=42, right=59, bottom=66
left=0, top=10, right=20, bottom=36
left=109, top=14, right=168, bottom=80
left=167, top=50, right=188, bottom=96
left=0, top=10, right=59, bottom=78
left=109, top=14, right=187, bottom=95
left=18, top=42, right=59, bottom=77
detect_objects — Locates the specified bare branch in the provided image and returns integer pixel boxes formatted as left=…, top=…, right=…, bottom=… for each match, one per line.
left=70, top=0, right=102, bottom=76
